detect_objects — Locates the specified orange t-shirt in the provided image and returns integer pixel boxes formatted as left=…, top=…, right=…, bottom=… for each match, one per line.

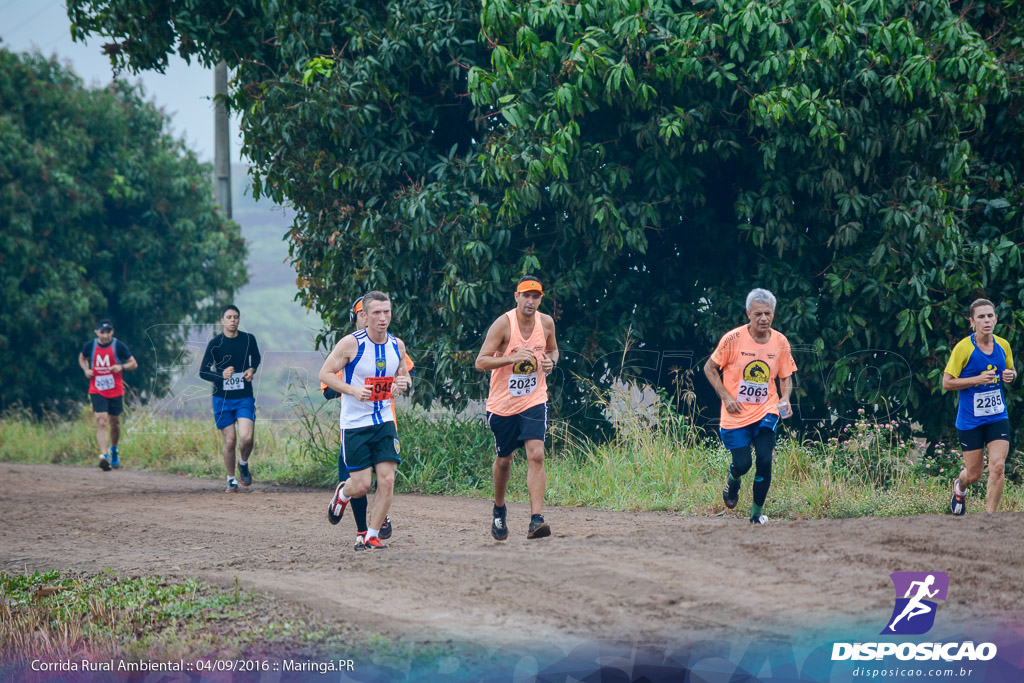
left=485, top=310, right=549, bottom=417
left=709, top=326, right=797, bottom=430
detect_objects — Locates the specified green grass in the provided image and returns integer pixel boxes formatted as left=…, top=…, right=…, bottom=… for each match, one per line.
left=2, top=397, right=1022, bottom=518
left=0, top=569, right=344, bottom=663
left=0, top=403, right=328, bottom=488
left=0, top=570, right=489, bottom=675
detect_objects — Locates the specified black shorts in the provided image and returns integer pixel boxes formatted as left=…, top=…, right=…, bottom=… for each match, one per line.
left=90, top=394, right=124, bottom=416
left=958, top=419, right=1010, bottom=451
left=487, top=403, right=548, bottom=459
left=341, top=421, right=400, bottom=472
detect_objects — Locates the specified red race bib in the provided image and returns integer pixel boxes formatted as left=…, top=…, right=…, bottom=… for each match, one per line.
left=365, top=376, right=394, bottom=401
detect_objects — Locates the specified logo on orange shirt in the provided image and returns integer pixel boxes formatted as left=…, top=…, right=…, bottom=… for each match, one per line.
left=743, top=361, right=770, bottom=383
left=513, top=358, right=537, bottom=374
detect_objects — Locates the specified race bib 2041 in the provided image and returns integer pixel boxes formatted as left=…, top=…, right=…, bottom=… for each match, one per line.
left=365, top=376, right=394, bottom=401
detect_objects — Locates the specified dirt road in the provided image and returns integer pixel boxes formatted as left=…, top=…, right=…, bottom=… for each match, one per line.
left=2, top=462, right=1022, bottom=654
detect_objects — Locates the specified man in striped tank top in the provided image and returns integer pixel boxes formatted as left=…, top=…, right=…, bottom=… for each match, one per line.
left=476, top=276, right=560, bottom=540
left=319, top=291, right=411, bottom=550
left=322, top=295, right=415, bottom=549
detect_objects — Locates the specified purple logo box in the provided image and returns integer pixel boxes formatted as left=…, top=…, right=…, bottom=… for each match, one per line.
left=881, top=571, right=950, bottom=635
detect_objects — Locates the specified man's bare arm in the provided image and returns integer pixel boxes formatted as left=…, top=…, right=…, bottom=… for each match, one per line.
left=705, top=358, right=741, bottom=414
left=541, top=314, right=559, bottom=372
left=394, top=339, right=412, bottom=394
left=475, top=316, right=516, bottom=372
left=318, top=336, right=370, bottom=400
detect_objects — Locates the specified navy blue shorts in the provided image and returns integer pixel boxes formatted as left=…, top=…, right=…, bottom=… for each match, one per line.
left=719, top=413, right=780, bottom=451
left=958, top=419, right=1010, bottom=452
left=212, top=396, right=256, bottom=430
left=487, top=403, right=548, bottom=458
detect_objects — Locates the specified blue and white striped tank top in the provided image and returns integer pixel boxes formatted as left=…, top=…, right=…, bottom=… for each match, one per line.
left=338, top=329, right=403, bottom=429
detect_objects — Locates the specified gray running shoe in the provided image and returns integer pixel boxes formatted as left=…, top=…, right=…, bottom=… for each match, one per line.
left=950, top=478, right=967, bottom=516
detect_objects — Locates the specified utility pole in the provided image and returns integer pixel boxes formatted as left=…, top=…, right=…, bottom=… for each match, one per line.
left=214, top=61, right=232, bottom=218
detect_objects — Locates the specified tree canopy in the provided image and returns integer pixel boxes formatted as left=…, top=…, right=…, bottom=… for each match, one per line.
left=65, top=0, right=1024, bottom=440
left=0, top=47, right=247, bottom=411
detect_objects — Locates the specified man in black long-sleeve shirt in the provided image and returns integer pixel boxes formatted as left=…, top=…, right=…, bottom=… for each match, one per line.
left=199, top=304, right=262, bottom=492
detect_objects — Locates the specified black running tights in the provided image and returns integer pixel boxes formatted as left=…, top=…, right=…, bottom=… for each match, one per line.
left=729, top=428, right=776, bottom=506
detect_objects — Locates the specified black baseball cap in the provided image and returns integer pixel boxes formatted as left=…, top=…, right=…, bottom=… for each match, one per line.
left=96, top=320, right=114, bottom=331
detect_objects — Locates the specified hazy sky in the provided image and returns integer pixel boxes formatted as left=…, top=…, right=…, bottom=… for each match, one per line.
left=0, top=0, right=244, bottom=164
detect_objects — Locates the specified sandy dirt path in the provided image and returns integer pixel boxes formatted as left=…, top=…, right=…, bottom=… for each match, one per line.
left=2, top=462, right=1022, bottom=653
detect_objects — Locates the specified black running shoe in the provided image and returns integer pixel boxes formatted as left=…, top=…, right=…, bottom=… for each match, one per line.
left=723, top=476, right=740, bottom=509
left=379, top=515, right=392, bottom=540
left=527, top=514, right=551, bottom=539
left=98, top=454, right=111, bottom=471
left=354, top=532, right=367, bottom=551
left=491, top=505, right=508, bottom=541
left=950, top=478, right=967, bottom=516
left=238, top=462, right=252, bottom=486
left=750, top=514, right=768, bottom=525
left=327, top=481, right=349, bottom=525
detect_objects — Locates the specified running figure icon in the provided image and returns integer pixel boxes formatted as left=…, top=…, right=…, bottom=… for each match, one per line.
left=888, top=575, right=939, bottom=632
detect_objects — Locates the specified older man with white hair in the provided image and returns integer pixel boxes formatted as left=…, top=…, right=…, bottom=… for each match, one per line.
left=704, top=288, right=797, bottom=524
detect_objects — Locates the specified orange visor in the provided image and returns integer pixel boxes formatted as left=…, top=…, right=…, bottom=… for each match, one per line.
left=516, top=280, right=544, bottom=295
left=352, top=299, right=363, bottom=315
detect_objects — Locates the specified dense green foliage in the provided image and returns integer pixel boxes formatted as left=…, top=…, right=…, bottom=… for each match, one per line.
left=67, top=0, right=1024, bottom=442
left=0, top=48, right=247, bottom=411
left=70, top=0, right=502, bottom=406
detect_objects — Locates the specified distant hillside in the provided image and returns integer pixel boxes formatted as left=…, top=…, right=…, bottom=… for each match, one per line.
left=143, top=167, right=326, bottom=416
left=230, top=164, right=324, bottom=352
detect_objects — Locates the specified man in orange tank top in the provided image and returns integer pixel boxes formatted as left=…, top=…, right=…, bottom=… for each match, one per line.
left=476, top=276, right=559, bottom=540
left=704, top=289, right=797, bottom=525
